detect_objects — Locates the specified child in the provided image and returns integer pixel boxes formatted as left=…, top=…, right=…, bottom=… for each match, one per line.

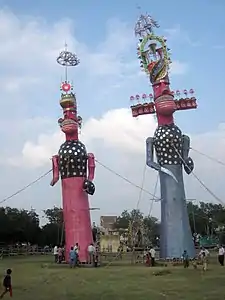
left=202, top=251, right=208, bottom=271
left=74, top=243, right=80, bottom=266
left=145, top=252, right=150, bottom=267
left=94, top=254, right=99, bottom=267
left=58, top=246, right=62, bottom=264
left=0, top=269, right=12, bottom=298
left=69, top=246, right=76, bottom=268
left=182, top=250, right=189, bottom=268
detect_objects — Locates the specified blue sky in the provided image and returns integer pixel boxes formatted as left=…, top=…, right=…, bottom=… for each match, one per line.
left=1, top=0, right=225, bottom=134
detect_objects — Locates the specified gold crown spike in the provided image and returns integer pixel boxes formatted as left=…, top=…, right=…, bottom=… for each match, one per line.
left=60, top=81, right=73, bottom=93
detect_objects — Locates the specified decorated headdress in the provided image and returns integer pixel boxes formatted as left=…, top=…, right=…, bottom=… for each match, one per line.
left=56, top=44, right=83, bottom=129
left=134, top=14, right=171, bottom=84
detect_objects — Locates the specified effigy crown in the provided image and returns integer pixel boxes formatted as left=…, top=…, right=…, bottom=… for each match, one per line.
left=60, top=81, right=76, bottom=108
left=130, top=13, right=197, bottom=118
left=135, top=13, right=171, bottom=84
left=57, top=44, right=80, bottom=109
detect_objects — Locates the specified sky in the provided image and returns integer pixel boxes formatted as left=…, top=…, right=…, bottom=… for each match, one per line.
left=0, top=0, right=224, bottom=225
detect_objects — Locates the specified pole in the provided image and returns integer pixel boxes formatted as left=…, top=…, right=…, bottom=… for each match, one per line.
left=191, top=201, right=196, bottom=234
left=64, top=42, right=68, bottom=82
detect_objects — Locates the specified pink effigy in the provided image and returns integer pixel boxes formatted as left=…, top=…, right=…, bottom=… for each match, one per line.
left=50, top=47, right=96, bottom=262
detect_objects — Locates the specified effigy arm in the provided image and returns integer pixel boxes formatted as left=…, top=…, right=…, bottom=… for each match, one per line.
left=87, top=153, right=95, bottom=181
left=146, top=137, right=178, bottom=182
left=182, top=134, right=194, bottom=174
left=82, top=153, right=95, bottom=195
left=50, top=155, right=59, bottom=186
left=146, top=137, right=161, bottom=171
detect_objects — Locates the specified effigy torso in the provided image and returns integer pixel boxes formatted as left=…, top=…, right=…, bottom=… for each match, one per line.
left=153, top=124, right=182, bottom=166
left=58, top=140, right=87, bottom=179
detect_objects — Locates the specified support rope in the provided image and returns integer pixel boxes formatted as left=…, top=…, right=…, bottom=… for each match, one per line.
left=172, top=144, right=225, bottom=206
left=0, top=170, right=52, bottom=205
left=191, top=147, right=225, bottom=167
left=147, top=174, right=159, bottom=217
left=95, top=159, right=160, bottom=199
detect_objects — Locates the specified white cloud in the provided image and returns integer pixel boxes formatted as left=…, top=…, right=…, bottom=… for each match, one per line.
left=11, top=107, right=225, bottom=221
left=164, top=25, right=201, bottom=47
left=170, top=60, right=189, bottom=75
left=0, top=8, right=218, bottom=225
left=9, top=109, right=156, bottom=168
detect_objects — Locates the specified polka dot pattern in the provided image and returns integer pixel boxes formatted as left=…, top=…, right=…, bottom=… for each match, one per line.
left=153, top=124, right=183, bottom=166
left=58, top=140, right=87, bottom=179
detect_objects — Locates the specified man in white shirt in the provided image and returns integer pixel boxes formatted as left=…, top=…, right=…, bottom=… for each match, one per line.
left=74, top=243, right=79, bottom=253
left=199, top=247, right=209, bottom=257
left=53, top=245, right=58, bottom=263
left=74, top=243, right=80, bottom=265
left=149, top=247, right=156, bottom=266
left=198, top=247, right=210, bottom=270
left=218, top=245, right=225, bottom=266
left=88, top=243, right=96, bottom=264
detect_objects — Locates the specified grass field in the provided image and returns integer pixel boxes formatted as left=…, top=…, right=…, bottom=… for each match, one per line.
left=0, top=256, right=224, bottom=300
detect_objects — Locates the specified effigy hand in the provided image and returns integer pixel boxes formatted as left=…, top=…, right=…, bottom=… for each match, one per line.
left=83, top=179, right=95, bottom=195
left=50, top=155, right=59, bottom=186
left=183, top=157, right=194, bottom=174
left=147, top=161, right=161, bottom=172
left=147, top=161, right=178, bottom=183
left=146, top=137, right=178, bottom=182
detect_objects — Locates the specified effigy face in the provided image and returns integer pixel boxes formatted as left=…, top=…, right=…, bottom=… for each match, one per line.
left=154, top=94, right=176, bottom=116
left=153, top=124, right=183, bottom=166
left=58, top=140, right=87, bottom=179
left=60, top=118, right=78, bottom=134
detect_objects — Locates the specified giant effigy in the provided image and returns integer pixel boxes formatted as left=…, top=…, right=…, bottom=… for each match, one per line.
left=130, top=14, right=197, bottom=258
left=50, top=45, right=96, bottom=262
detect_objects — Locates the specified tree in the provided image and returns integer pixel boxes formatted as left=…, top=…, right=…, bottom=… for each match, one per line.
left=43, top=207, right=63, bottom=224
left=40, top=223, right=65, bottom=246
left=114, top=209, right=144, bottom=229
left=113, top=209, right=159, bottom=246
left=41, top=207, right=64, bottom=246
left=0, top=207, right=41, bottom=244
left=143, top=215, right=160, bottom=245
left=0, top=202, right=224, bottom=248
left=187, top=201, right=225, bottom=236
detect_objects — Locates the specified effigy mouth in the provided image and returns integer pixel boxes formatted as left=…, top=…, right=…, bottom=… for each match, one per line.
left=155, top=94, right=176, bottom=115
left=61, top=119, right=78, bottom=133
left=61, top=119, right=77, bottom=126
left=155, top=94, right=174, bottom=104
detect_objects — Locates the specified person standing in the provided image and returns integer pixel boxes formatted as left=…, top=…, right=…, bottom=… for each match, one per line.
left=0, top=269, right=12, bottom=298
left=199, top=247, right=209, bottom=271
left=69, top=247, right=76, bottom=268
left=218, top=245, right=225, bottom=266
left=201, top=251, right=208, bottom=271
left=87, top=243, right=95, bottom=264
left=58, top=246, right=62, bottom=264
left=74, top=243, right=80, bottom=265
left=149, top=247, right=156, bottom=267
left=53, top=245, right=58, bottom=263
left=182, top=250, right=189, bottom=268
left=199, top=247, right=209, bottom=258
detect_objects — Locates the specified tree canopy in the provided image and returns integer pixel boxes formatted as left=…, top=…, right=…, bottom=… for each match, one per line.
left=0, top=201, right=224, bottom=246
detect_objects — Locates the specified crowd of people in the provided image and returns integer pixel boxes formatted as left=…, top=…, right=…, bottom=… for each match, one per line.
left=52, top=242, right=225, bottom=272
left=0, top=243, right=224, bottom=298
left=143, top=245, right=225, bottom=271
left=182, top=245, right=225, bottom=271
left=53, top=242, right=98, bottom=267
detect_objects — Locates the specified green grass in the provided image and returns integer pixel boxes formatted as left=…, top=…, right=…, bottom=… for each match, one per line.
left=0, top=256, right=224, bottom=300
